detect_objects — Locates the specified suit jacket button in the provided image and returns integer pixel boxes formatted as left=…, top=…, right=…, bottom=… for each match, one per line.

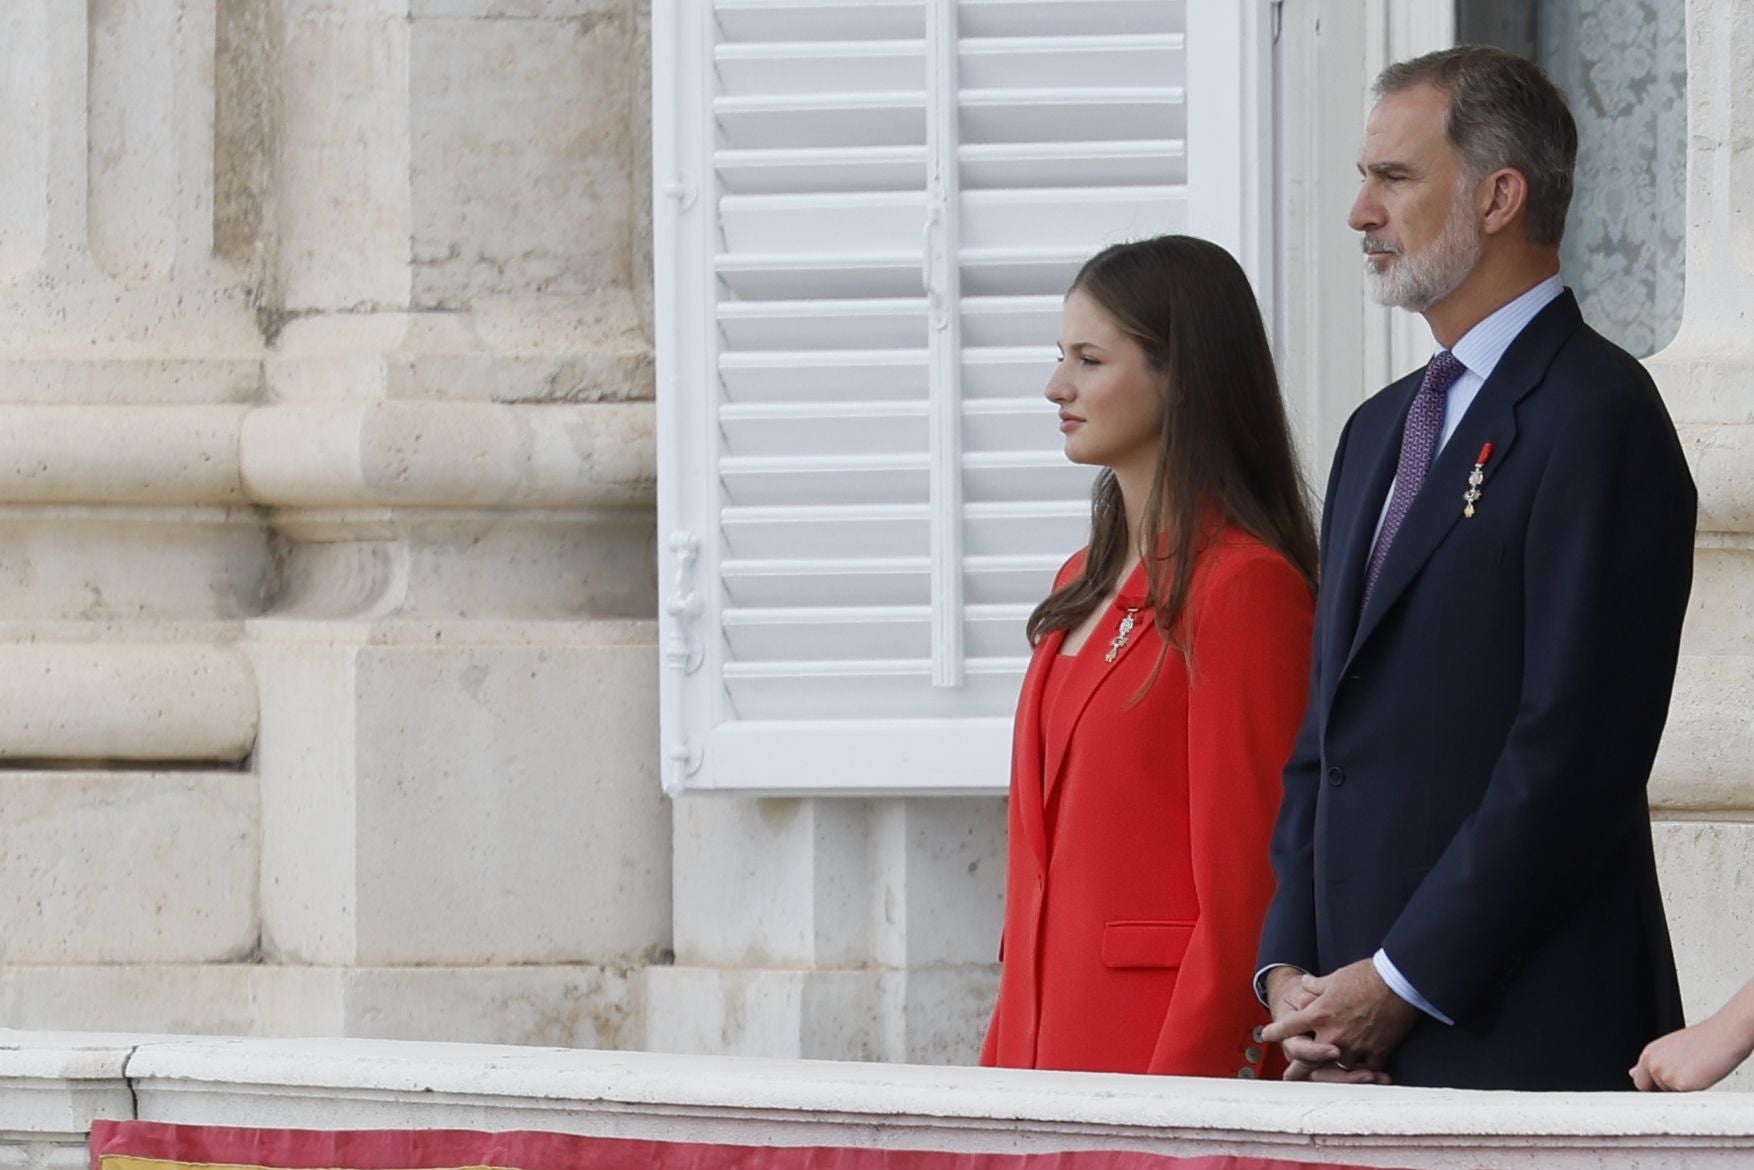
left=1326, top=765, right=1345, bottom=787
left=1237, top=1067, right=1257, bottom=1079
left=1245, top=1046, right=1263, bottom=1064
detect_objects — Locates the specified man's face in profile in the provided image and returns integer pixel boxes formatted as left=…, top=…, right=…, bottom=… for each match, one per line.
left=1349, top=83, right=1485, bottom=312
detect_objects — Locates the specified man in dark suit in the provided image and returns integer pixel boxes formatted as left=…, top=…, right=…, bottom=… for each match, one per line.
left=1256, top=46, right=1696, bottom=1090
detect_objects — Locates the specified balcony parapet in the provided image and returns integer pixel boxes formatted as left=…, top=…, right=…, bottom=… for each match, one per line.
left=4, top=1031, right=1753, bottom=1170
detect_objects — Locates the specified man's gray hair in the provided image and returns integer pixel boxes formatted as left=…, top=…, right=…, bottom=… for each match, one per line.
left=1376, top=45, right=1578, bottom=247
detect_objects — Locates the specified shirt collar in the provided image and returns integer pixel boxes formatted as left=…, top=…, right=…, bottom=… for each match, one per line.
left=1443, top=273, right=1566, bottom=381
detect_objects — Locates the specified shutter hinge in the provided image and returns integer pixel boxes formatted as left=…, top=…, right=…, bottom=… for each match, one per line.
left=664, top=530, right=705, bottom=675
left=662, top=529, right=706, bottom=795
left=662, top=174, right=698, bottom=212
left=663, top=740, right=703, bottom=796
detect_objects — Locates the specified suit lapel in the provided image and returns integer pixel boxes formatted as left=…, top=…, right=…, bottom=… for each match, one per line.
left=1341, top=292, right=1583, bottom=673
left=1042, top=564, right=1155, bottom=807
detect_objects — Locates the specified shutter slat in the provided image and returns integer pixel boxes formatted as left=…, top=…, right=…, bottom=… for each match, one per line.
left=722, top=603, right=1033, bottom=659
left=716, top=254, right=925, bottom=300
left=717, top=299, right=926, bottom=349
left=720, top=350, right=928, bottom=402
left=961, top=187, right=1186, bottom=248
left=960, top=140, right=1185, bottom=189
left=715, top=94, right=927, bottom=150
left=717, top=147, right=927, bottom=194
left=720, top=192, right=924, bottom=251
left=957, top=0, right=1180, bottom=39
left=959, top=34, right=1183, bottom=90
left=715, top=0, right=926, bottom=44
left=960, top=87, right=1184, bottom=143
left=715, top=40, right=924, bottom=97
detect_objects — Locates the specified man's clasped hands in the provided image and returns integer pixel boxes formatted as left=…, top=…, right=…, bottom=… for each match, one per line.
left=1261, top=961, right=1421, bottom=1085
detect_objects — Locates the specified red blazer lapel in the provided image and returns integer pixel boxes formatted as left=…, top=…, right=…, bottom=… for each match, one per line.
left=1042, top=572, right=1155, bottom=807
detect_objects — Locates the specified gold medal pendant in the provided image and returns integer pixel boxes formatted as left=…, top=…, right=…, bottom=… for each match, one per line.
left=1105, top=607, right=1140, bottom=664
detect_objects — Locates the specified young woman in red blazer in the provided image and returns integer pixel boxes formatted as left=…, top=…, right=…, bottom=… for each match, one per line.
left=981, top=236, right=1317, bottom=1079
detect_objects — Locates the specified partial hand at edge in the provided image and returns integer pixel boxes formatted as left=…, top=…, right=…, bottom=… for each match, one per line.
left=1631, top=1016, right=1754, bottom=1092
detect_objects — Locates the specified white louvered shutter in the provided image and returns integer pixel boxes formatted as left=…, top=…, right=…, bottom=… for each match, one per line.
left=655, top=0, right=1274, bottom=794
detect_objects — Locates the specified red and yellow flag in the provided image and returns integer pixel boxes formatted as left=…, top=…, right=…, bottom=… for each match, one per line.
left=91, top=1120, right=1411, bottom=1170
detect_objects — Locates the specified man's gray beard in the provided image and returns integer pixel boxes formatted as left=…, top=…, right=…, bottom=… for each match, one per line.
left=1365, top=197, right=1484, bottom=312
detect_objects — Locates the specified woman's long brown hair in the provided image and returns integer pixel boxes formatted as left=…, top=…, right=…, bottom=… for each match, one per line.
left=1026, top=235, right=1319, bottom=663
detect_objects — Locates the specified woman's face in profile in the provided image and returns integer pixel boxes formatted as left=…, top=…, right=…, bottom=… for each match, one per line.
left=1046, top=289, right=1165, bottom=476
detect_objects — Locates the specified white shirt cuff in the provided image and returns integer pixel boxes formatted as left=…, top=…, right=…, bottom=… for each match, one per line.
left=1373, top=948, right=1454, bottom=1025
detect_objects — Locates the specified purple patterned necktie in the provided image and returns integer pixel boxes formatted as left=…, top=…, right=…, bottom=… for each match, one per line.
left=1360, top=349, right=1467, bottom=612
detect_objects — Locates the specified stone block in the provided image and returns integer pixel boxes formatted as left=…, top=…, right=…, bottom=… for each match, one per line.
left=672, top=797, right=864, bottom=967
left=0, top=964, right=640, bottom=1049
left=1684, top=546, right=1754, bottom=657
left=893, top=965, right=1000, bottom=1066
left=641, top=966, right=884, bottom=1061
left=412, top=2, right=626, bottom=17
left=278, top=1, right=413, bottom=311
left=0, top=511, right=270, bottom=622
left=240, top=402, right=655, bottom=511
left=0, top=644, right=256, bottom=762
left=265, top=297, right=655, bottom=406
left=252, top=623, right=669, bottom=967
left=409, top=9, right=634, bottom=305
left=0, top=773, right=257, bottom=963
left=340, top=965, right=641, bottom=1048
left=1654, top=818, right=1754, bottom=1090
left=642, top=964, right=993, bottom=1064
left=870, top=798, right=1007, bottom=968
left=352, top=636, right=667, bottom=963
left=1651, top=655, right=1754, bottom=811
left=0, top=965, right=312, bottom=1037
left=250, top=639, right=362, bottom=964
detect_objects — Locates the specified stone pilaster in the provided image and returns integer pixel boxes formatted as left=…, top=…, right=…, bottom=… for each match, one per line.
left=0, top=0, right=267, bottom=968
left=241, top=0, right=669, bottom=1034
left=1642, top=0, right=1754, bottom=1090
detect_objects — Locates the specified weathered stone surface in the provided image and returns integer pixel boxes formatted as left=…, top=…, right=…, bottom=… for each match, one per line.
left=252, top=625, right=668, bottom=967
left=1653, top=818, right=1754, bottom=1091
left=0, top=772, right=257, bottom=963
left=240, top=402, right=655, bottom=509
left=642, top=967, right=884, bottom=1061
left=0, top=966, right=641, bottom=1049
left=409, top=8, right=636, bottom=306
left=0, top=644, right=256, bottom=762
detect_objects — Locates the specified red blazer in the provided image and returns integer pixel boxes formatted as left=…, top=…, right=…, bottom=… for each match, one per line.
left=982, top=531, right=1312, bottom=1078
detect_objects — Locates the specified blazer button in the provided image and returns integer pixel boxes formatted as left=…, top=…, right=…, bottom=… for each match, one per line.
left=1326, top=765, right=1346, bottom=787
left=1237, top=1066, right=1258, bottom=1079
left=1245, top=1046, right=1263, bottom=1064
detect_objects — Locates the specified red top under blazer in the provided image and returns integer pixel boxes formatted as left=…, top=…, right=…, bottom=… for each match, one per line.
left=982, top=529, right=1313, bottom=1078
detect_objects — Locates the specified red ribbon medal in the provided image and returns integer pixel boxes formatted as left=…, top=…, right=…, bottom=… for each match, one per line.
left=1463, top=442, right=1494, bottom=518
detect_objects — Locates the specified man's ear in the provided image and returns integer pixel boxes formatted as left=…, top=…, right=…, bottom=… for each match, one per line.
left=1480, top=167, right=1529, bottom=238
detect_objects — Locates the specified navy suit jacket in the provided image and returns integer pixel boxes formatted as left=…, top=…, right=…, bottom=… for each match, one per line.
left=1258, top=291, right=1695, bottom=1090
